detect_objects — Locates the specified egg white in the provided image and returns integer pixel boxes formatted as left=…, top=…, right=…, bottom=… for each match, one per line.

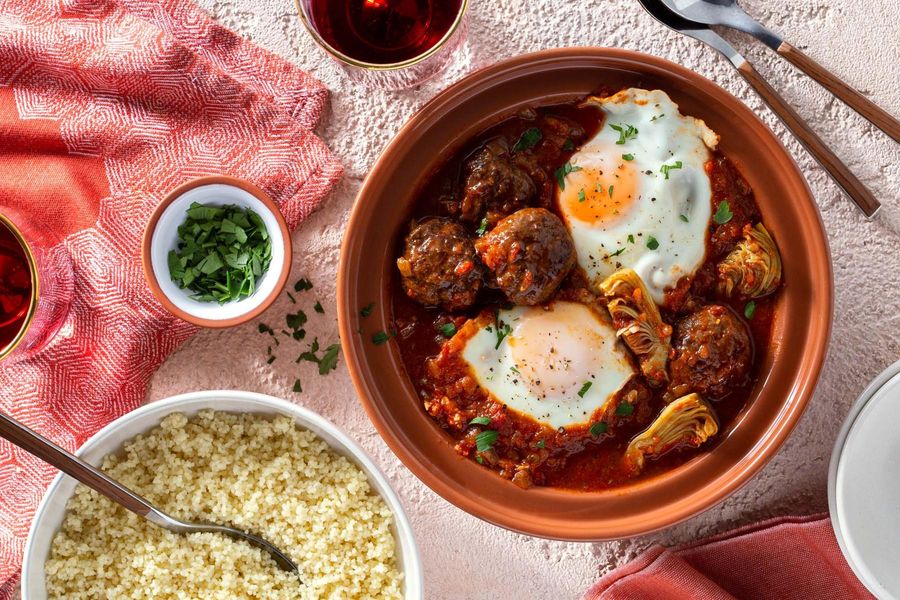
left=460, top=301, right=635, bottom=429
left=557, top=88, right=719, bottom=306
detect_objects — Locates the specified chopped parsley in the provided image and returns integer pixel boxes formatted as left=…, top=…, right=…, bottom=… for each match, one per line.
left=313, top=301, right=324, bottom=314
left=660, top=160, right=683, bottom=179
left=536, top=439, right=546, bottom=449
left=578, top=188, right=586, bottom=202
left=744, top=300, right=757, bottom=319
left=360, top=302, right=375, bottom=317
left=610, top=123, right=638, bottom=145
left=589, top=422, right=608, bottom=436
left=372, top=331, right=391, bottom=345
left=258, top=323, right=275, bottom=335
left=554, top=161, right=581, bottom=190
left=646, top=236, right=660, bottom=250
left=713, top=200, right=733, bottom=224
left=608, top=185, right=614, bottom=198
left=609, top=247, right=626, bottom=257
left=286, top=309, right=307, bottom=331
left=622, top=153, right=634, bottom=161
left=627, top=234, right=635, bottom=244
left=475, top=217, right=489, bottom=236
left=475, top=430, right=499, bottom=453
left=292, top=379, right=302, bottom=393
left=167, top=202, right=272, bottom=304
left=651, top=113, right=665, bottom=121
left=294, top=278, right=313, bottom=292
left=317, top=344, right=340, bottom=375
left=493, top=312, right=512, bottom=349
left=513, top=127, right=542, bottom=152
left=615, top=402, right=635, bottom=417
left=286, top=292, right=296, bottom=304
left=679, top=214, right=689, bottom=223
left=469, top=416, right=491, bottom=427
left=563, top=138, right=575, bottom=151
left=577, top=381, right=592, bottom=397
left=439, top=322, right=457, bottom=338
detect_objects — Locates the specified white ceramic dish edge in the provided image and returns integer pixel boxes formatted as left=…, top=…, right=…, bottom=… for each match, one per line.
left=150, top=184, right=287, bottom=321
left=828, top=358, right=900, bottom=600
left=21, top=390, right=424, bottom=600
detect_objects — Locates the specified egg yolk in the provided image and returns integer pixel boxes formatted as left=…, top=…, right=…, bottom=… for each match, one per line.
left=562, top=157, right=638, bottom=226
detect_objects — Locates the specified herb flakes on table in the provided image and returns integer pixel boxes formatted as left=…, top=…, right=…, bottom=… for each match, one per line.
left=168, top=202, right=272, bottom=304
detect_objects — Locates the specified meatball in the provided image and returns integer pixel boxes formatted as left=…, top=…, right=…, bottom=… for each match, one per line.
left=396, top=218, right=483, bottom=311
left=474, top=208, right=575, bottom=305
left=667, top=304, right=752, bottom=401
left=459, top=139, right=536, bottom=225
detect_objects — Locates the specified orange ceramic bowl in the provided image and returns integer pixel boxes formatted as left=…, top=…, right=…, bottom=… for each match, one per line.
left=337, top=48, right=832, bottom=540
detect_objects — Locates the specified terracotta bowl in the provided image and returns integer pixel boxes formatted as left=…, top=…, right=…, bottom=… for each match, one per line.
left=337, top=48, right=833, bottom=540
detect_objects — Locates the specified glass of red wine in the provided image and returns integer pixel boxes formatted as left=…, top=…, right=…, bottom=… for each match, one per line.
left=0, top=211, right=72, bottom=363
left=295, top=0, right=469, bottom=88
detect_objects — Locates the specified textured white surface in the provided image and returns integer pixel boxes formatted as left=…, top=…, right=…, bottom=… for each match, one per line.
left=149, top=1, right=900, bottom=598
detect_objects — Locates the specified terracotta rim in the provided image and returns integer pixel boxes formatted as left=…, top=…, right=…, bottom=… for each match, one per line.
left=338, top=48, right=833, bottom=540
left=141, top=176, right=292, bottom=329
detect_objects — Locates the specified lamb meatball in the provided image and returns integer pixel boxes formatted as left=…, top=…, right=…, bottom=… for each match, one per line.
left=396, top=218, right=483, bottom=311
left=474, top=208, right=575, bottom=305
left=667, top=304, right=752, bottom=400
left=459, top=139, right=536, bottom=225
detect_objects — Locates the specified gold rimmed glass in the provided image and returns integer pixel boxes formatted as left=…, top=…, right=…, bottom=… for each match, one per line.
left=294, top=0, right=470, bottom=89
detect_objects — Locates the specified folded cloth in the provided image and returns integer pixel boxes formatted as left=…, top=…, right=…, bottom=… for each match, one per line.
left=0, top=0, right=342, bottom=594
left=583, top=514, right=874, bottom=600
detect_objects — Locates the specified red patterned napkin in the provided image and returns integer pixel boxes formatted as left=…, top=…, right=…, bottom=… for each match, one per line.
left=0, top=0, right=342, bottom=593
left=583, top=514, right=873, bottom=600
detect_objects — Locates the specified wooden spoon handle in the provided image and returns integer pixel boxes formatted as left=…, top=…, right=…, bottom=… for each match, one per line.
left=777, top=42, right=900, bottom=143
left=736, top=61, right=880, bottom=218
left=0, top=411, right=155, bottom=517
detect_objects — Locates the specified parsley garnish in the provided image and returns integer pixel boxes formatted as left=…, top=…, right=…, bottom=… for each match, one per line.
left=610, top=123, right=638, bottom=145
left=294, top=278, right=313, bottom=292
left=469, top=416, right=491, bottom=427
left=609, top=247, right=626, bottom=257
left=554, top=162, right=581, bottom=191
left=167, top=202, right=272, bottom=304
left=286, top=292, right=296, bottom=304
left=713, top=200, right=733, bottom=224
left=651, top=113, right=665, bottom=121
left=622, top=153, right=634, bottom=161
left=744, top=300, right=757, bottom=319
left=317, top=344, right=340, bottom=375
left=286, top=309, right=307, bottom=331
left=660, top=160, right=683, bottom=179
left=292, top=379, right=302, bottom=393
left=475, top=430, right=499, bottom=452
left=646, top=236, right=660, bottom=250
left=536, top=439, right=546, bottom=449
left=679, top=214, right=689, bottom=223
left=493, top=311, right=512, bottom=349
left=439, top=322, right=457, bottom=338
left=627, top=234, right=635, bottom=244
left=313, top=301, right=324, bottom=314
left=577, top=381, right=592, bottom=397
left=615, top=402, right=635, bottom=417
left=372, top=331, right=391, bottom=345
left=563, top=138, right=575, bottom=151
left=608, top=185, right=614, bottom=198
left=513, top=127, right=542, bottom=152
left=475, top=217, right=489, bottom=236
left=589, top=422, right=608, bottom=436
left=258, top=323, right=274, bottom=335
left=360, top=302, right=375, bottom=317
left=578, top=188, right=586, bottom=202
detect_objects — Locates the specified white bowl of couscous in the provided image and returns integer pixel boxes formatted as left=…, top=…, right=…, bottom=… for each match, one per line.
left=21, top=390, right=423, bottom=600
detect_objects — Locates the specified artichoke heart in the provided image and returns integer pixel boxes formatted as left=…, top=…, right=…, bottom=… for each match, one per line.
left=599, top=269, right=672, bottom=387
left=717, top=223, right=782, bottom=299
left=623, top=393, right=718, bottom=473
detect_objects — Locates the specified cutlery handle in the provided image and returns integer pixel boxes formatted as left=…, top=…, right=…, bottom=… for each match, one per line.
left=776, top=42, right=900, bottom=143
left=0, top=411, right=156, bottom=518
left=736, top=61, right=880, bottom=218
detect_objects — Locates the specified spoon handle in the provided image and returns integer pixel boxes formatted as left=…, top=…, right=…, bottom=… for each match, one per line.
left=736, top=61, right=880, bottom=218
left=776, top=42, right=900, bottom=144
left=0, top=411, right=157, bottom=518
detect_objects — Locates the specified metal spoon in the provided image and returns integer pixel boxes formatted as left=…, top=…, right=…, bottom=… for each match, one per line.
left=636, top=0, right=881, bottom=218
left=0, top=410, right=301, bottom=579
left=658, top=0, right=900, bottom=143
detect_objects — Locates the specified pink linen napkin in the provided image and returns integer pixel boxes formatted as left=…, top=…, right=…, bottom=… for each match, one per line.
left=583, top=514, right=873, bottom=600
left=0, top=0, right=342, bottom=594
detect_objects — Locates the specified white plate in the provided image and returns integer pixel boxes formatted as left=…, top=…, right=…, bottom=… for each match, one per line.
left=829, top=359, right=900, bottom=600
left=21, top=390, right=423, bottom=599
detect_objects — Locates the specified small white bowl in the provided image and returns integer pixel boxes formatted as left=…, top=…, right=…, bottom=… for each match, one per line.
left=21, top=390, right=424, bottom=599
left=142, top=177, right=292, bottom=327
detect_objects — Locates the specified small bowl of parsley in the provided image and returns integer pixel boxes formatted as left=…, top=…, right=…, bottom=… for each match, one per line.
left=142, top=176, right=292, bottom=327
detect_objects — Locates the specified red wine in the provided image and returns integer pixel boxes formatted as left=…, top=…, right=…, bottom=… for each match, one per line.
left=0, top=221, right=32, bottom=351
left=308, top=0, right=463, bottom=65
